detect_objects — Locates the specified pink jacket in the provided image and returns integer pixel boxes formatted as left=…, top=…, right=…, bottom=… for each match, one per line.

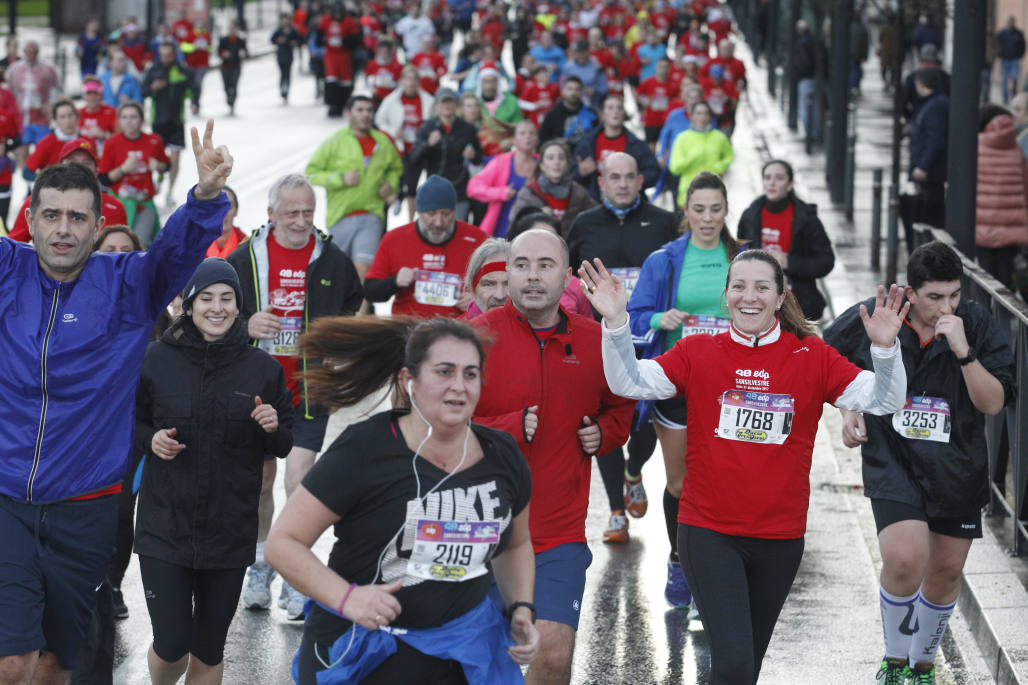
left=466, top=151, right=537, bottom=236
left=976, top=114, right=1028, bottom=248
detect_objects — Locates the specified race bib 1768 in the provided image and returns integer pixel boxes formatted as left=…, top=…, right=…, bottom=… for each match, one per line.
left=717, top=390, right=795, bottom=445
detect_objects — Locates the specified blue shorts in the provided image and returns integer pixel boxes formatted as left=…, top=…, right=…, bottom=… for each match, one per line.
left=488, top=542, right=592, bottom=629
left=22, top=124, right=51, bottom=146
left=0, top=494, right=118, bottom=669
left=292, top=403, right=329, bottom=452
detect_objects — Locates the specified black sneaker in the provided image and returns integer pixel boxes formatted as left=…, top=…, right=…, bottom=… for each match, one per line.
left=112, top=587, right=129, bottom=620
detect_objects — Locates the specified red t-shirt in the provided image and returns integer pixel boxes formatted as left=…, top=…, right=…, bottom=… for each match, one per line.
left=594, top=131, right=627, bottom=164
left=655, top=326, right=860, bottom=538
left=399, top=94, right=424, bottom=150
left=519, top=81, right=560, bottom=127
left=263, top=234, right=315, bottom=405
left=99, top=132, right=170, bottom=200
left=590, top=48, right=615, bottom=70
left=365, top=58, right=403, bottom=101
left=760, top=203, right=795, bottom=255
left=366, top=219, right=486, bottom=318
left=25, top=134, right=67, bottom=172
left=78, top=105, right=118, bottom=144
left=186, top=30, right=212, bottom=69
left=410, top=51, right=447, bottom=94
left=480, top=18, right=505, bottom=52
left=637, top=76, right=675, bottom=128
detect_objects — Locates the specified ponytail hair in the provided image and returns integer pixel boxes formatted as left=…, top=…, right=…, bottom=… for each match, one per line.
left=683, top=170, right=743, bottom=259
left=726, top=250, right=817, bottom=339
left=299, top=316, right=488, bottom=409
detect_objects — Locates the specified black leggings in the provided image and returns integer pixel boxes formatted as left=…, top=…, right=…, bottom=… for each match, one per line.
left=108, top=452, right=143, bottom=588
left=677, top=525, right=804, bottom=685
left=138, top=556, right=246, bottom=666
left=296, top=629, right=468, bottom=685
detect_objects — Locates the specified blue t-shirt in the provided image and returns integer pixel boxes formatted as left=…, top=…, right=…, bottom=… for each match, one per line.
left=495, top=157, right=528, bottom=239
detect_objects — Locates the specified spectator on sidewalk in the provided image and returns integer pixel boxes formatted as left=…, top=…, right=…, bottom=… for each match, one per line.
left=793, top=19, right=818, bottom=142
left=849, top=11, right=870, bottom=93
left=901, top=68, right=949, bottom=254
left=901, top=44, right=951, bottom=123
left=997, top=16, right=1026, bottom=103
left=974, top=103, right=1028, bottom=289
left=1010, top=93, right=1028, bottom=160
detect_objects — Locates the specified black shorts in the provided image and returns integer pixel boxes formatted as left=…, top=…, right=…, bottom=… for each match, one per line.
left=400, top=157, right=422, bottom=198
left=644, top=125, right=662, bottom=144
left=152, top=121, right=186, bottom=150
left=0, top=494, right=118, bottom=669
left=870, top=498, right=983, bottom=539
left=138, top=556, right=246, bottom=665
left=653, top=396, right=687, bottom=429
left=292, top=403, right=329, bottom=452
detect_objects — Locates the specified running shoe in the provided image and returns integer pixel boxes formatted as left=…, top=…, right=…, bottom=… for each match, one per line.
left=112, top=586, right=129, bottom=620
left=664, top=558, right=691, bottom=608
left=687, top=597, right=701, bottom=623
left=910, top=663, right=936, bottom=685
left=623, top=471, right=648, bottom=518
left=242, top=561, right=276, bottom=610
left=279, top=581, right=308, bottom=620
left=602, top=510, right=629, bottom=544
left=875, top=657, right=912, bottom=684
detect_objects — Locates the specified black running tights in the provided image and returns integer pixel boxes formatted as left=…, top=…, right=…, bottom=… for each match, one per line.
left=677, top=525, right=804, bottom=685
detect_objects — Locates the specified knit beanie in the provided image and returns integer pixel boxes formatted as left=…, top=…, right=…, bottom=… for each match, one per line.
left=181, top=258, right=243, bottom=311
left=416, top=175, right=458, bottom=213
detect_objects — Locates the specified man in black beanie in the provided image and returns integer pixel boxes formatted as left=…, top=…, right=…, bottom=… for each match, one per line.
left=364, top=175, right=486, bottom=317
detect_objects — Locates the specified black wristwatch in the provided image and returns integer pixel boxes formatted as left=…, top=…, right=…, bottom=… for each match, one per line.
left=506, top=601, right=536, bottom=623
left=957, top=348, right=977, bottom=366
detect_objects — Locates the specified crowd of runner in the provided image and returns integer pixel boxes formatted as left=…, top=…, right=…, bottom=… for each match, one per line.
left=0, top=2, right=1013, bottom=685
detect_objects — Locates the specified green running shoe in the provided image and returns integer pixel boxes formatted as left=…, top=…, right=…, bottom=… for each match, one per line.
left=910, top=663, right=936, bottom=685
left=875, top=657, right=912, bottom=684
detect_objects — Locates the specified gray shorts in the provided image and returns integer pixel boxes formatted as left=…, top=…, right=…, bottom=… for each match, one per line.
left=328, top=212, right=383, bottom=264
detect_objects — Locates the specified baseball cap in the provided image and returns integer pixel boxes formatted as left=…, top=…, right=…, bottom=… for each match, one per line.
left=59, top=137, right=99, bottom=164
left=435, top=87, right=458, bottom=103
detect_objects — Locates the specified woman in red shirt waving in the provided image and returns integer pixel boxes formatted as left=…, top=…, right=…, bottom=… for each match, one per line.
left=578, top=250, right=909, bottom=684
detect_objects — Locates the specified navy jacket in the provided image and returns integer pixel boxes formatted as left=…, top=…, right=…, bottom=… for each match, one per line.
left=0, top=189, right=228, bottom=503
left=909, top=91, right=949, bottom=184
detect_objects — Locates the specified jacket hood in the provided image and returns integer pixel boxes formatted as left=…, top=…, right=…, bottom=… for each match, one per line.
left=980, top=114, right=1018, bottom=150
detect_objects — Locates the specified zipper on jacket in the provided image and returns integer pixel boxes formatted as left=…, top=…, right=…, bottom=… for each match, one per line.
left=28, top=288, right=61, bottom=503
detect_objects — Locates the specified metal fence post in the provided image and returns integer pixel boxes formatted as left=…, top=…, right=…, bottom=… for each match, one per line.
left=870, top=168, right=883, bottom=271
left=886, top=185, right=899, bottom=286
left=844, top=101, right=857, bottom=222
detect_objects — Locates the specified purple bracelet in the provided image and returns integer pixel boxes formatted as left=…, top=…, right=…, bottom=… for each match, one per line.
left=337, top=583, right=358, bottom=618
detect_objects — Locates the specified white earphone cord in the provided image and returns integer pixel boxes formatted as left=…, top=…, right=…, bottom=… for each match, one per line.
left=317, top=381, right=471, bottom=669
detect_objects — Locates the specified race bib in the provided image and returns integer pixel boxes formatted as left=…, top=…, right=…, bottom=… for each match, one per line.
left=419, top=65, right=435, bottom=78
left=681, top=315, right=730, bottom=337
left=717, top=390, right=794, bottom=445
left=413, top=270, right=461, bottom=307
left=328, top=36, right=342, bottom=47
left=402, top=125, right=418, bottom=143
left=892, top=396, right=951, bottom=443
left=652, top=96, right=668, bottom=111
left=609, top=267, right=640, bottom=298
left=407, top=520, right=500, bottom=582
left=259, top=316, right=302, bottom=357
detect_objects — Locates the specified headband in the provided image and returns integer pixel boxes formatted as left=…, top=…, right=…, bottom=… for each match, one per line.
left=472, top=261, right=507, bottom=290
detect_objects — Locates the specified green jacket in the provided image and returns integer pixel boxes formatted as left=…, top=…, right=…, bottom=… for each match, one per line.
left=668, top=127, right=734, bottom=205
left=480, top=92, right=524, bottom=125
left=305, top=126, right=403, bottom=226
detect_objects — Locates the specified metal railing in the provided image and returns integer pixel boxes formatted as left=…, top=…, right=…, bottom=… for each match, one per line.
left=916, top=224, right=1028, bottom=556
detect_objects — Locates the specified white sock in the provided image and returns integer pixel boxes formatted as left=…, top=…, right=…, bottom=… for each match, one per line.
left=255, top=541, right=266, bottom=564
left=880, top=586, right=919, bottom=660
left=908, top=593, right=955, bottom=667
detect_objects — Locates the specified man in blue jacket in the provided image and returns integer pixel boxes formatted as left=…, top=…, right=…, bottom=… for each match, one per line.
left=0, top=119, right=232, bottom=685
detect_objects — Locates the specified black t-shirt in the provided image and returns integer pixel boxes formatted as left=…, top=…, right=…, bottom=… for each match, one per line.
left=303, top=410, right=532, bottom=644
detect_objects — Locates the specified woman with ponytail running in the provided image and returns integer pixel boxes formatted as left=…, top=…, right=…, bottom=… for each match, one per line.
left=579, top=249, right=909, bottom=684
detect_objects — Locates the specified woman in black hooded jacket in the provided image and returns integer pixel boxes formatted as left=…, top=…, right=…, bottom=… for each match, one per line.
left=134, top=258, right=294, bottom=685
left=737, top=159, right=835, bottom=321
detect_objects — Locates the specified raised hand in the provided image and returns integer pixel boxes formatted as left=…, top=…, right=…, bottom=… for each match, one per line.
left=191, top=119, right=233, bottom=201
left=578, top=258, right=629, bottom=327
left=859, top=284, right=910, bottom=348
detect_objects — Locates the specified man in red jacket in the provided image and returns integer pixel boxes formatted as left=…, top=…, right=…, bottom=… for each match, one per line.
left=472, top=229, right=634, bottom=685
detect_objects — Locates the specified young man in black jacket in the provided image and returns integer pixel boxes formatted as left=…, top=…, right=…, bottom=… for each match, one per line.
left=408, top=87, right=483, bottom=222
left=824, top=242, right=1013, bottom=685
left=572, top=95, right=660, bottom=202
left=226, top=173, right=362, bottom=620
